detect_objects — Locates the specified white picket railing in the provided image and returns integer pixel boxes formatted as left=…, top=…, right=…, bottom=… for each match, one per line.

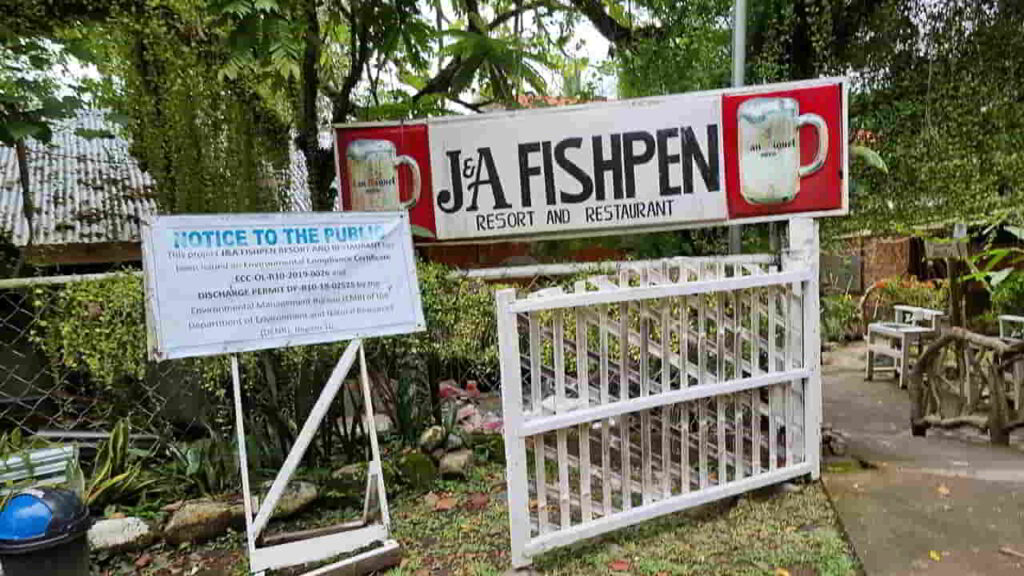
left=497, top=219, right=822, bottom=567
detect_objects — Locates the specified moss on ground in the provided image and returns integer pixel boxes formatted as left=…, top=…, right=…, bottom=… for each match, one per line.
left=92, top=460, right=856, bottom=575
left=388, top=461, right=858, bottom=576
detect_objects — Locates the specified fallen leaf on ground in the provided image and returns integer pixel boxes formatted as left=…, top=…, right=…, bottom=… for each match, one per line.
left=929, top=550, right=942, bottom=562
left=135, top=554, right=153, bottom=569
left=775, top=569, right=791, bottom=576
left=434, top=497, right=457, bottom=511
left=1000, top=546, right=1024, bottom=559
left=937, top=484, right=950, bottom=497
left=465, top=493, right=490, bottom=510
left=608, top=558, right=631, bottom=571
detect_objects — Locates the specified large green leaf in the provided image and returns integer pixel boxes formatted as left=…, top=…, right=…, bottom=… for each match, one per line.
left=1, top=120, right=45, bottom=143
left=852, top=145, right=888, bottom=174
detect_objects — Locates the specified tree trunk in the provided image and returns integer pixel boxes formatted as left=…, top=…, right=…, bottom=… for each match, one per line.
left=12, top=141, right=33, bottom=276
left=297, top=0, right=336, bottom=211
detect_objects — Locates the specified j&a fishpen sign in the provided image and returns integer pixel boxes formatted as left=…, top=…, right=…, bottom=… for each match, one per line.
left=334, top=77, right=848, bottom=241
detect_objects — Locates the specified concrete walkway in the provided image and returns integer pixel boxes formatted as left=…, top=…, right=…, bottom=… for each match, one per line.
left=822, top=341, right=1024, bottom=576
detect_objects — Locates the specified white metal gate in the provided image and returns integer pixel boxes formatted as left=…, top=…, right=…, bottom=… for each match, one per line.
left=496, top=219, right=821, bottom=567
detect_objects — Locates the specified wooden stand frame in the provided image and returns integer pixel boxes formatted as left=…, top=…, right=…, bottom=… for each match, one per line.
left=231, top=339, right=398, bottom=575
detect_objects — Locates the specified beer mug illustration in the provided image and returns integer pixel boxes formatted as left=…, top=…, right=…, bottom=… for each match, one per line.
left=345, top=139, right=421, bottom=211
left=737, top=98, right=828, bottom=205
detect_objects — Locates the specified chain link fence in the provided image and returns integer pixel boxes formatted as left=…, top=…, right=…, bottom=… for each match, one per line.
left=0, top=266, right=504, bottom=467
left=0, top=272, right=201, bottom=439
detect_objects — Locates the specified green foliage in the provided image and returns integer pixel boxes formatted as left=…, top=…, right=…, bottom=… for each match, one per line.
left=0, top=37, right=83, bottom=146
left=75, top=419, right=155, bottom=510
left=32, top=263, right=501, bottom=458
left=0, top=428, right=50, bottom=461
left=991, top=273, right=1024, bottom=316
left=838, top=0, right=1024, bottom=236
left=616, top=0, right=732, bottom=98
left=395, top=451, right=437, bottom=492
left=33, top=272, right=147, bottom=390
left=442, top=30, right=551, bottom=101
left=964, top=245, right=1024, bottom=295
left=84, top=2, right=292, bottom=214
left=821, top=294, right=859, bottom=342
left=165, top=436, right=239, bottom=497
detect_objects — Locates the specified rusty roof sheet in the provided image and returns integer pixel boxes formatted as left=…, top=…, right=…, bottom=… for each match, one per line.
left=0, top=109, right=157, bottom=247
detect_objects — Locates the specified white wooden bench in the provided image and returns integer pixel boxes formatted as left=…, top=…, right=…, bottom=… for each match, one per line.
left=866, top=305, right=945, bottom=388
left=999, top=314, right=1024, bottom=340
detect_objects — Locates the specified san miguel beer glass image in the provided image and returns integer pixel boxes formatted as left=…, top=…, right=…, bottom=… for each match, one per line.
left=345, top=139, right=421, bottom=211
left=737, top=97, right=829, bottom=205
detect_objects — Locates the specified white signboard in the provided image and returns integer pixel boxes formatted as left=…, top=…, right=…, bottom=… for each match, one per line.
left=142, top=212, right=424, bottom=360
left=335, top=78, right=848, bottom=241
left=428, top=94, right=726, bottom=239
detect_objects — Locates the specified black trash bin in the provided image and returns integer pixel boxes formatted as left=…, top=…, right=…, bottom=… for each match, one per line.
left=0, top=488, right=93, bottom=576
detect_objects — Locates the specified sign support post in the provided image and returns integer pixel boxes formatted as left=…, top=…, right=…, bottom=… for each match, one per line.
left=231, top=339, right=397, bottom=576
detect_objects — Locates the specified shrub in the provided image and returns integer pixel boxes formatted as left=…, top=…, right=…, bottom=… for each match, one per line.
left=33, top=272, right=148, bottom=390
left=821, top=294, right=859, bottom=342
left=864, top=276, right=948, bottom=323
left=991, top=271, right=1024, bottom=316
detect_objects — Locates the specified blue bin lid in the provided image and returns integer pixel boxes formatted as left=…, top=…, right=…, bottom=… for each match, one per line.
left=0, top=488, right=91, bottom=554
left=0, top=492, right=53, bottom=540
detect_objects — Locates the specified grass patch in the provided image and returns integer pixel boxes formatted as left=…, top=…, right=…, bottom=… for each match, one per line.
left=389, top=461, right=858, bottom=575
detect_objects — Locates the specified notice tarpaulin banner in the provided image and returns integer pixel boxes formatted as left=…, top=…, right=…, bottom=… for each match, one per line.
left=142, top=212, right=425, bottom=360
left=334, top=78, right=848, bottom=242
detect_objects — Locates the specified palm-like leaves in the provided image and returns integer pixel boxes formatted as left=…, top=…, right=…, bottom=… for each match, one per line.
left=443, top=29, right=552, bottom=103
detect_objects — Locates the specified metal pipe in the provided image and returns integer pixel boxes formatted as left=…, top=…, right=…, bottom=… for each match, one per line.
left=732, top=0, right=747, bottom=88
left=728, top=0, right=748, bottom=253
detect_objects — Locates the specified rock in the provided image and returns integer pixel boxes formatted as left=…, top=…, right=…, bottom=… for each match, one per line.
left=260, top=480, right=318, bottom=519
left=88, top=517, right=156, bottom=553
left=163, top=500, right=244, bottom=545
left=418, top=425, right=446, bottom=451
left=439, top=449, right=475, bottom=478
left=330, top=462, right=366, bottom=491
left=397, top=452, right=437, bottom=491
left=445, top=433, right=464, bottom=450
left=337, top=413, right=392, bottom=435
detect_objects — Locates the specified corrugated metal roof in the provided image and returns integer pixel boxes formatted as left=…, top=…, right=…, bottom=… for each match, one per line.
left=0, top=109, right=157, bottom=247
